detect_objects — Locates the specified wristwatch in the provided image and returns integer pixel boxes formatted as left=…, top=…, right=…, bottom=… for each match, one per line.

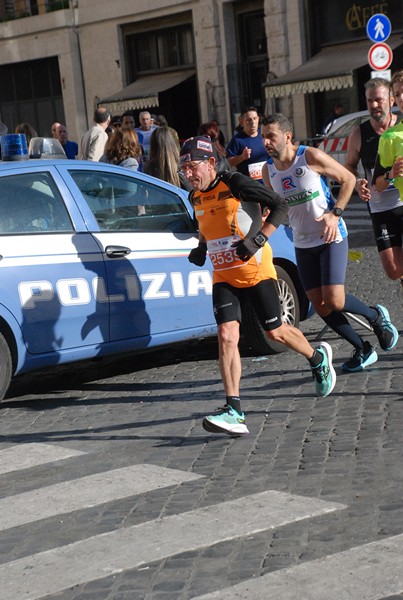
left=253, top=231, right=268, bottom=247
left=385, top=170, right=395, bottom=182
left=332, top=207, right=343, bottom=218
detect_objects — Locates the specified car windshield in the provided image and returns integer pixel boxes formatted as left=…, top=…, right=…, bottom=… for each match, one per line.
left=0, top=171, right=73, bottom=234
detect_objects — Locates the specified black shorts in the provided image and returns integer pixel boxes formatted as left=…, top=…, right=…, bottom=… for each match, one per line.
left=370, top=205, right=403, bottom=252
left=212, top=279, right=282, bottom=331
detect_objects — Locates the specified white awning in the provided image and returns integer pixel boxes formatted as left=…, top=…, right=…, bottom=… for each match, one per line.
left=265, top=35, right=403, bottom=98
left=98, top=70, right=195, bottom=113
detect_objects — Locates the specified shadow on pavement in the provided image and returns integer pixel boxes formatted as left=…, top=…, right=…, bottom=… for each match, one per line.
left=4, top=338, right=220, bottom=401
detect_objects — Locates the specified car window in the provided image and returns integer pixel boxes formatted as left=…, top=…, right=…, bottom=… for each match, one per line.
left=0, top=172, right=73, bottom=234
left=68, top=169, right=194, bottom=233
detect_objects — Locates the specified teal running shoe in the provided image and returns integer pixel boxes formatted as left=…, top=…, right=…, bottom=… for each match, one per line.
left=370, top=304, right=399, bottom=351
left=202, top=405, right=249, bottom=436
left=311, top=342, right=336, bottom=397
left=342, top=341, right=378, bottom=373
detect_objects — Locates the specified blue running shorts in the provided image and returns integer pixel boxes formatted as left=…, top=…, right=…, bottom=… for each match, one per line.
left=295, top=237, right=348, bottom=292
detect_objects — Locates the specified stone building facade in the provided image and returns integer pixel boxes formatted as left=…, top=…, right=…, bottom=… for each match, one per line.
left=0, top=0, right=305, bottom=143
left=0, top=0, right=401, bottom=144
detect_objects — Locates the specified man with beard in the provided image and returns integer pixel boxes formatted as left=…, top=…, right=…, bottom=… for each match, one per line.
left=261, top=113, right=398, bottom=374
left=346, top=77, right=402, bottom=293
left=370, top=72, right=403, bottom=302
left=180, top=135, right=337, bottom=436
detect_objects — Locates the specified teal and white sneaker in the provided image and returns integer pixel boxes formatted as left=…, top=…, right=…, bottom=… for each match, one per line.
left=342, top=341, right=378, bottom=373
left=311, top=342, right=336, bottom=397
left=370, top=304, right=398, bottom=351
left=202, top=405, right=249, bottom=436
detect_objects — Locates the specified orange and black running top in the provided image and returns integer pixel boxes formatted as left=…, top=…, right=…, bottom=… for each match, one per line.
left=190, top=171, right=287, bottom=288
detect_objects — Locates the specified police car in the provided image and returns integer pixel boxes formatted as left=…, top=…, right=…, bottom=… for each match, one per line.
left=0, top=142, right=308, bottom=401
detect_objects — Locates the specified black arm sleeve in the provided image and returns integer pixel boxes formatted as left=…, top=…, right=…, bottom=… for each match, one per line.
left=372, top=153, right=390, bottom=185
left=220, top=171, right=288, bottom=228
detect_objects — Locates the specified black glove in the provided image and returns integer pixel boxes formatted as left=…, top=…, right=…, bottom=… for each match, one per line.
left=232, top=231, right=268, bottom=262
left=188, top=242, right=207, bottom=266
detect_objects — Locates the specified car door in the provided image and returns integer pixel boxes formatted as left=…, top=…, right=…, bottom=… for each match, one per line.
left=64, top=165, right=215, bottom=348
left=0, top=165, right=109, bottom=362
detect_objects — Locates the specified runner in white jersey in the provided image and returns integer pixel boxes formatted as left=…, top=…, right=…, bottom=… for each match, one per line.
left=267, top=145, right=348, bottom=248
left=261, top=113, right=399, bottom=373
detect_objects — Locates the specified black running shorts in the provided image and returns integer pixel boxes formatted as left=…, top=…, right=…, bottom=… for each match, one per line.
left=212, top=279, right=282, bottom=331
left=370, top=205, right=403, bottom=252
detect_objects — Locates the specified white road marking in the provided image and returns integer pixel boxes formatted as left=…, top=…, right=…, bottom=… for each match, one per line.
left=0, top=464, right=204, bottom=531
left=0, top=443, right=85, bottom=475
left=0, top=490, right=345, bottom=600
left=194, top=533, right=403, bottom=599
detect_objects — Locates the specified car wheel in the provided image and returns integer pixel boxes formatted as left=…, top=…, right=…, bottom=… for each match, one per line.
left=242, top=265, right=300, bottom=355
left=0, top=332, right=12, bottom=402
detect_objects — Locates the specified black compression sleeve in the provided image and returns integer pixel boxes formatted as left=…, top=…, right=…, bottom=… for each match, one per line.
left=372, top=154, right=390, bottom=185
left=222, top=171, right=288, bottom=228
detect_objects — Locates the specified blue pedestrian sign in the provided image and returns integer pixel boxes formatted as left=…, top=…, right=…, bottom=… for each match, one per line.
left=366, top=13, right=391, bottom=43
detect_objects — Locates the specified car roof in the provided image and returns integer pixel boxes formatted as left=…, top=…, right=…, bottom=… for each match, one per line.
left=326, top=106, right=401, bottom=137
left=0, top=159, right=187, bottom=194
left=326, top=109, right=369, bottom=135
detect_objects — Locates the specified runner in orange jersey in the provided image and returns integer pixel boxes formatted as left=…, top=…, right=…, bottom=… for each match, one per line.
left=179, top=136, right=336, bottom=436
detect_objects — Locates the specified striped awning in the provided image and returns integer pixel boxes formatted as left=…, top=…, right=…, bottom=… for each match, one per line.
left=98, top=70, right=195, bottom=113
left=265, top=35, right=403, bottom=98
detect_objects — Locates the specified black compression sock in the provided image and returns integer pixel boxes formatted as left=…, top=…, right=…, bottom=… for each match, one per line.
left=343, top=293, right=378, bottom=322
left=308, top=350, right=322, bottom=368
left=226, top=396, right=242, bottom=414
left=322, top=311, right=364, bottom=348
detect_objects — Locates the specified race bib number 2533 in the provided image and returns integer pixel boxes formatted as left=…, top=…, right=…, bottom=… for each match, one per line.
left=207, top=235, right=245, bottom=270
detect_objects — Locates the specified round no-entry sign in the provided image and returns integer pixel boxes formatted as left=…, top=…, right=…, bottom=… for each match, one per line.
left=368, top=42, right=393, bottom=70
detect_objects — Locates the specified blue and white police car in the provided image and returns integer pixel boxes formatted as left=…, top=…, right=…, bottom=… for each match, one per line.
left=0, top=141, right=308, bottom=401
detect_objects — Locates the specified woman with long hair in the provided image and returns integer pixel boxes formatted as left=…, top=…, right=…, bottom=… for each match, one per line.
left=144, top=126, right=191, bottom=190
left=99, top=128, right=141, bottom=170
left=15, top=122, right=38, bottom=146
left=154, top=114, right=180, bottom=149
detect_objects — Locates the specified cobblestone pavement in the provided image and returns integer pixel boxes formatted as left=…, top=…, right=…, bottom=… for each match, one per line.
left=0, top=217, right=402, bottom=600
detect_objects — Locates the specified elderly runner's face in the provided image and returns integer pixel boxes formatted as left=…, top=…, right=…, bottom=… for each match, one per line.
left=180, top=159, right=214, bottom=191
